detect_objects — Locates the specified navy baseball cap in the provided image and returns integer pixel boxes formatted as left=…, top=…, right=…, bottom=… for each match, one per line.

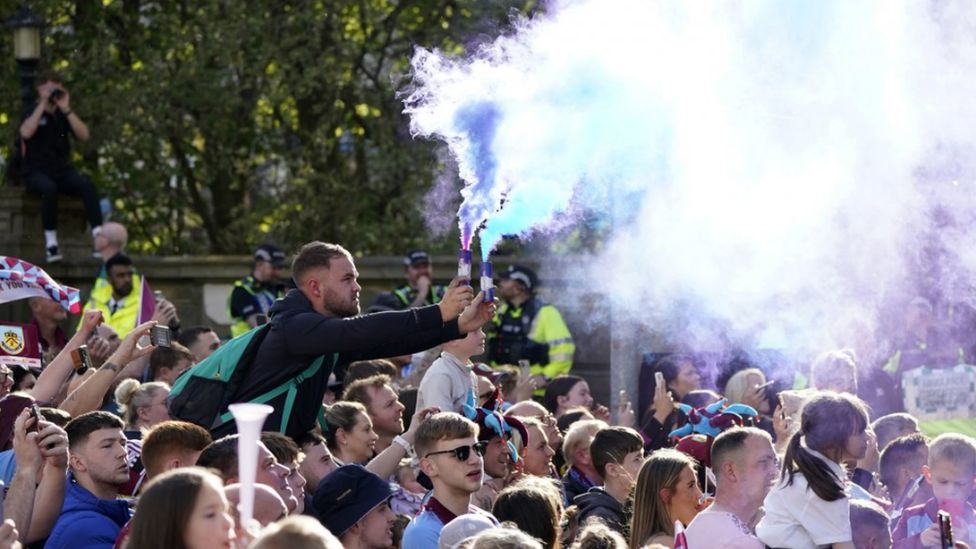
left=254, top=244, right=286, bottom=267
left=312, top=465, right=393, bottom=537
left=403, top=250, right=431, bottom=267
left=499, top=265, right=538, bottom=291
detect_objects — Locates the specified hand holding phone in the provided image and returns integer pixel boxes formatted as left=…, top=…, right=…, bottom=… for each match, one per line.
left=71, top=345, right=93, bottom=375
left=27, top=404, right=40, bottom=433
left=939, top=510, right=954, bottom=549
left=150, top=325, right=172, bottom=348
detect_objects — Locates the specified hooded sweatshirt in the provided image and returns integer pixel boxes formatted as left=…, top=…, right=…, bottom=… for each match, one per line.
left=45, top=474, right=131, bottom=549
left=574, top=487, right=628, bottom=535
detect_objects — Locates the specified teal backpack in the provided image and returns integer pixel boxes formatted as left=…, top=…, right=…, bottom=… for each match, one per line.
left=168, top=324, right=336, bottom=434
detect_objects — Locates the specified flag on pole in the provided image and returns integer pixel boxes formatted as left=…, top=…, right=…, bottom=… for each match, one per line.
left=0, top=257, right=80, bottom=313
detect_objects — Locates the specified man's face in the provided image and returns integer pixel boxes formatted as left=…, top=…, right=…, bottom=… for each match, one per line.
left=498, top=278, right=523, bottom=301
left=156, top=358, right=192, bottom=386
left=108, top=265, right=134, bottom=297
left=353, top=500, right=396, bottom=549
left=422, top=437, right=483, bottom=495
left=405, top=262, right=432, bottom=289
left=483, top=436, right=511, bottom=478
left=255, top=442, right=298, bottom=512
left=188, top=331, right=221, bottom=363
left=31, top=297, right=67, bottom=324
left=299, top=442, right=337, bottom=491
left=282, top=459, right=307, bottom=514
left=254, top=261, right=282, bottom=284
left=735, top=436, right=780, bottom=505
left=308, top=257, right=361, bottom=318
left=72, top=427, right=129, bottom=486
left=366, top=384, right=405, bottom=437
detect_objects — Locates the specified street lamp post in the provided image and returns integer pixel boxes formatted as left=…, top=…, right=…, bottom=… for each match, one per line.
left=6, top=6, right=43, bottom=114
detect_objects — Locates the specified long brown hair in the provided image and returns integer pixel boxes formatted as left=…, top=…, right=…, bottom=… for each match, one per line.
left=629, top=449, right=696, bottom=548
left=125, top=467, right=225, bottom=549
left=492, top=476, right=563, bottom=549
left=781, top=391, right=869, bottom=501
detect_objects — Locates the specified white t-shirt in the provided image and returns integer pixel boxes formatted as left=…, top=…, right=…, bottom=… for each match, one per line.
left=756, top=448, right=852, bottom=549
left=685, top=507, right=764, bottom=549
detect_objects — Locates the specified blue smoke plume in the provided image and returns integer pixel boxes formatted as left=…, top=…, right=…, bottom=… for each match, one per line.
left=404, top=0, right=976, bottom=354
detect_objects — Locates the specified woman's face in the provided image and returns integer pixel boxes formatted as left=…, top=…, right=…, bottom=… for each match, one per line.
left=666, top=465, right=703, bottom=527
left=141, top=388, right=172, bottom=428
left=184, top=481, right=235, bottom=549
left=522, top=424, right=555, bottom=476
left=342, top=412, right=379, bottom=463
left=668, top=361, right=701, bottom=398
left=560, top=381, right=594, bottom=413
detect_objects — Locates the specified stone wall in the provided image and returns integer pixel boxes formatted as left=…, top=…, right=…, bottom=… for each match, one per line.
left=0, top=186, right=616, bottom=404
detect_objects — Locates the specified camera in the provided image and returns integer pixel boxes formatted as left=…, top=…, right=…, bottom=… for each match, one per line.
left=49, top=88, right=64, bottom=101
left=150, top=325, right=172, bottom=348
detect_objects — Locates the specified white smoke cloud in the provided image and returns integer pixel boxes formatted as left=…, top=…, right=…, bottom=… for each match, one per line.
left=405, top=0, right=976, bottom=355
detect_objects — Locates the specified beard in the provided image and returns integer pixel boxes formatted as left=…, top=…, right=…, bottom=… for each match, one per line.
left=323, top=287, right=360, bottom=318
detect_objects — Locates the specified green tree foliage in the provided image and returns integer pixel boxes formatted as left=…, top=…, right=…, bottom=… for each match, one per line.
left=0, top=0, right=535, bottom=254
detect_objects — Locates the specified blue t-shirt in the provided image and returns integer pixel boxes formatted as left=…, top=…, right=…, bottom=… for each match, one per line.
left=0, top=450, right=16, bottom=486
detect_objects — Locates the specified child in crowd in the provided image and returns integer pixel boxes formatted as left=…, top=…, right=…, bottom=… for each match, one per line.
left=892, top=433, right=976, bottom=548
left=390, top=458, right=426, bottom=516
left=757, top=392, right=870, bottom=548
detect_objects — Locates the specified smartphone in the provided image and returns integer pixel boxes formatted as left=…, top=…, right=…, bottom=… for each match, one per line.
left=27, top=403, right=40, bottom=433
left=71, top=345, right=93, bottom=375
left=255, top=314, right=269, bottom=326
left=518, top=359, right=531, bottom=381
left=150, top=325, right=172, bottom=348
left=153, top=290, right=164, bottom=302
left=655, top=371, right=665, bottom=389
left=939, top=510, right=954, bottom=549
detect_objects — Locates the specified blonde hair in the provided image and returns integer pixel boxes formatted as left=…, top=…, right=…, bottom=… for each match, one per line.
left=250, top=515, right=343, bottom=549
left=114, top=379, right=170, bottom=429
left=562, top=419, right=606, bottom=468
left=810, top=349, right=857, bottom=390
left=929, top=433, right=976, bottom=473
left=629, top=449, right=697, bottom=548
left=414, top=412, right=478, bottom=458
left=723, top=368, right=766, bottom=407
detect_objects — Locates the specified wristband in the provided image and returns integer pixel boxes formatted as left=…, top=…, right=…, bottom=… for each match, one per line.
left=102, top=361, right=119, bottom=373
left=392, top=435, right=413, bottom=455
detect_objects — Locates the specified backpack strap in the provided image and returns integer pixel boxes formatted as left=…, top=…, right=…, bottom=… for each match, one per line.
left=215, top=352, right=339, bottom=432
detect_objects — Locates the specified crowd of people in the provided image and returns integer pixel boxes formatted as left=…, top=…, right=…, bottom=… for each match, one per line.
left=6, top=72, right=976, bottom=549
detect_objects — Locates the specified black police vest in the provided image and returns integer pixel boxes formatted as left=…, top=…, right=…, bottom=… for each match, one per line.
left=489, top=298, right=547, bottom=365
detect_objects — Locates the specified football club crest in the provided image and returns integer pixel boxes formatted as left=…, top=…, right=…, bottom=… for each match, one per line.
left=0, top=326, right=25, bottom=355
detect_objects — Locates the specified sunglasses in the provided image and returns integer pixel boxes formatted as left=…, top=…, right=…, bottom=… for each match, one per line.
left=425, top=441, right=488, bottom=461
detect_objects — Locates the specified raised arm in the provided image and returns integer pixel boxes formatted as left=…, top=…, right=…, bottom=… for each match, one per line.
left=31, top=310, right=104, bottom=404
left=60, top=321, right=156, bottom=417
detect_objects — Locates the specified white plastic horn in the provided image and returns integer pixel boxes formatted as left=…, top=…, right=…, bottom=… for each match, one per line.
left=229, top=403, right=273, bottom=529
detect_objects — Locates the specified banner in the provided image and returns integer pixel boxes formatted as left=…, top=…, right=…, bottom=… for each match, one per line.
left=0, top=323, right=42, bottom=370
left=903, top=364, right=976, bottom=437
left=0, top=257, right=80, bottom=313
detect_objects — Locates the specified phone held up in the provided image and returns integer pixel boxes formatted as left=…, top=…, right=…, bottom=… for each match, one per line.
left=150, top=325, right=172, bottom=348
left=71, top=345, right=93, bottom=376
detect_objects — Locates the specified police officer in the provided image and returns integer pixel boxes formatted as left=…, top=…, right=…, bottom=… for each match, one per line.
left=228, top=244, right=288, bottom=337
left=486, top=265, right=575, bottom=389
left=371, top=250, right=447, bottom=311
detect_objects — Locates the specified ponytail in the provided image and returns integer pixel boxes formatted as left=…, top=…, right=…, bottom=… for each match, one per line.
left=782, top=391, right=869, bottom=503
left=782, top=432, right=845, bottom=501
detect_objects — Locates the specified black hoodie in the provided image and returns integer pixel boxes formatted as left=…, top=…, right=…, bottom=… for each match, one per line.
left=574, top=487, right=628, bottom=536
left=227, top=289, right=463, bottom=439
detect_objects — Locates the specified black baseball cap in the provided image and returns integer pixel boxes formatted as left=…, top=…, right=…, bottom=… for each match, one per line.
left=499, top=265, right=538, bottom=291
left=403, top=250, right=431, bottom=267
left=312, top=465, right=393, bottom=537
left=254, top=244, right=286, bottom=267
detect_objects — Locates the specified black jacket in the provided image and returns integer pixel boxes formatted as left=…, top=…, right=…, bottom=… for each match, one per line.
left=228, top=289, right=463, bottom=439
left=574, top=487, right=628, bottom=535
